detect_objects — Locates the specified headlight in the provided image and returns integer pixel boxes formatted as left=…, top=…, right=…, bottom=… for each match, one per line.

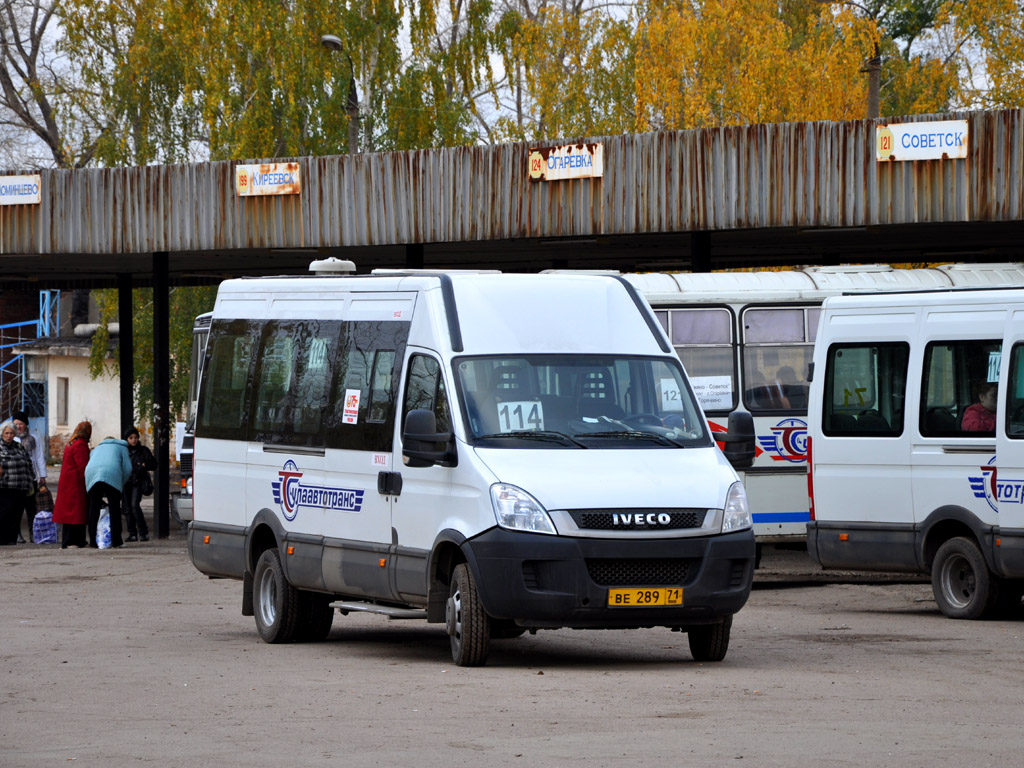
left=490, top=483, right=557, bottom=535
left=721, top=482, right=752, bottom=533
left=185, top=477, right=193, bottom=495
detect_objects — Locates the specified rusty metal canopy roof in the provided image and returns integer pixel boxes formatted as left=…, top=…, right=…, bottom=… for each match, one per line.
left=0, top=109, right=1021, bottom=288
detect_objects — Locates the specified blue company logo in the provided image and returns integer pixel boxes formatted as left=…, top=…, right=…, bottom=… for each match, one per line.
left=756, top=418, right=808, bottom=463
left=969, top=456, right=1024, bottom=513
left=271, top=460, right=364, bottom=521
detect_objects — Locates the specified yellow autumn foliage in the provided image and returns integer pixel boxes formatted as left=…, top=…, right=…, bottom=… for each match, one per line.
left=634, top=0, right=880, bottom=131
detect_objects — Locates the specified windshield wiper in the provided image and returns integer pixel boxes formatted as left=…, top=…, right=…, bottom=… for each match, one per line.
left=476, top=430, right=588, bottom=448
left=576, top=431, right=684, bottom=447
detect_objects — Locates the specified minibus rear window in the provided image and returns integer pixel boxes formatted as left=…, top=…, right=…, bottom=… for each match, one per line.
left=196, top=320, right=260, bottom=440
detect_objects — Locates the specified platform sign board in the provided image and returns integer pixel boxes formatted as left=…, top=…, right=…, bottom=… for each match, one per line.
left=235, top=163, right=301, bottom=196
left=876, top=120, right=969, bottom=162
left=528, top=143, right=604, bottom=182
left=0, top=175, right=41, bottom=205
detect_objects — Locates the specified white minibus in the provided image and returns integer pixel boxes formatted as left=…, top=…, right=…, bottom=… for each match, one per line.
left=172, top=312, right=211, bottom=525
left=625, top=263, right=1024, bottom=545
left=806, top=288, right=1024, bottom=618
left=188, top=265, right=758, bottom=665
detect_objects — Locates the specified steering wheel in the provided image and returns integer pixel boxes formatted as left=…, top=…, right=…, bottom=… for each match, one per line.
left=622, top=413, right=664, bottom=427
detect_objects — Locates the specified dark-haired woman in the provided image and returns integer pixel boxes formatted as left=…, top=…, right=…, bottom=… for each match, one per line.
left=122, top=426, right=156, bottom=542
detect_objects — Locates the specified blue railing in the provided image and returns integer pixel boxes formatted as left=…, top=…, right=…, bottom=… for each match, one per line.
left=0, top=319, right=37, bottom=416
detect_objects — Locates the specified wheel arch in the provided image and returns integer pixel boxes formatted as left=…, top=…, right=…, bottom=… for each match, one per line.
left=919, top=505, right=995, bottom=572
left=246, top=509, right=287, bottom=576
left=426, top=529, right=471, bottom=623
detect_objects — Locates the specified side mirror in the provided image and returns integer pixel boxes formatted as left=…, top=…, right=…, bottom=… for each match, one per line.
left=402, top=409, right=456, bottom=468
left=718, top=410, right=756, bottom=469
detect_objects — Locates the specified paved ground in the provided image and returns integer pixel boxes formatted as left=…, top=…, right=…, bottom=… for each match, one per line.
left=2, top=508, right=1021, bottom=768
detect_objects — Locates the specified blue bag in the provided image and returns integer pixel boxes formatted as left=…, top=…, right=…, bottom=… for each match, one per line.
left=32, top=511, right=57, bottom=544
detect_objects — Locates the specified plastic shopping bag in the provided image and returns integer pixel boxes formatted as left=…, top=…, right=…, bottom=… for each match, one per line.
left=32, top=510, right=57, bottom=544
left=97, top=506, right=112, bottom=550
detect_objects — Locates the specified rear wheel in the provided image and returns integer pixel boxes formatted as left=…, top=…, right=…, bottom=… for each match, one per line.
left=688, top=615, right=732, bottom=662
left=296, top=591, right=335, bottom=642
left=932, top=537, right=999, bottom=620
left=253, top=549, right=300, bottom=643
left=446, top=564, right=490, bottom=666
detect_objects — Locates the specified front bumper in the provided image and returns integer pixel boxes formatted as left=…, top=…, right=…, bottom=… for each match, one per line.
left=464, top=528, right=755, bottom=629
left=172, top=493, right=193, bottom=523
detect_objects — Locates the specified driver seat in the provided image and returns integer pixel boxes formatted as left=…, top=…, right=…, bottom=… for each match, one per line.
left=579, top=369, right=624, bottom=419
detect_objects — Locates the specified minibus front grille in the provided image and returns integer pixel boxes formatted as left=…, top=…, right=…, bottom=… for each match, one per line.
left=179, top=453, right=193, bottom=475
left=585, top=558, right=694, bottom=587
left=568, top=508, right=707, bottom=531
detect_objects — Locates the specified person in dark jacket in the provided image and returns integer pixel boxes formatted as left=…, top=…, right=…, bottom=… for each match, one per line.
left=0, top=421, right=36, bottom=545
left=84, top=436, right=132, bottom=548
left=122, top=426, right=156, bottom=542
left=53, top=421, right=92, bottom=548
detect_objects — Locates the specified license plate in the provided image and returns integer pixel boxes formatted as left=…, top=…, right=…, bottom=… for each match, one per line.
left=607, top=587, right=683, bottom=607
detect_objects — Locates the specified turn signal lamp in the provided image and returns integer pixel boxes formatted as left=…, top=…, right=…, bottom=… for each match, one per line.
left=839, top=533, right=849, bottom=542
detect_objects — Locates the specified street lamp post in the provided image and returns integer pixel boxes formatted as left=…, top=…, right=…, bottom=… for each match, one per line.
left=320, top=34, right=361, bottom=154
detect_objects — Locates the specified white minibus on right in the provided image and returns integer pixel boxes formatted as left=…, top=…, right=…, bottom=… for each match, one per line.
left=806, top=288, right=1024, bottom=618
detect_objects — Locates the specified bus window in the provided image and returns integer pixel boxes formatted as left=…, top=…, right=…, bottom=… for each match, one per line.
left=662, top=308, right=735, bottom=413
left=197, top=320, right=259, bottom=440
left=741, top=307, right=816, bottom=412
left=250, top=320, right=341, bottom=447
left=1008, top=344, right=1024, bottom=438
left=822, top=343, right=909, bottom=437
left=920, top=340, right=1001, bottom=437
left=326, top=320, right=410, bottom=452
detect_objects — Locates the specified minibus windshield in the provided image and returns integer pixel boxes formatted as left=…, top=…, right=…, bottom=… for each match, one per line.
left=454, top=355, right=710, bottom=449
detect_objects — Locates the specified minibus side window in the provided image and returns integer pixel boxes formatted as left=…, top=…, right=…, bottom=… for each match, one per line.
left=250, top=320, right=340, bottom=447
left=196, top=320, right=259, bottom=440
left=665, top=308, right=736, bottom=413
left=402, top=355, right=451, bottom=433
left=822, top=343, right=908, bottom=437
left=325, top=320, right=409, bottom=452
left=741, top=307, right=816, bottom=413
left=1006, top=344, right=1024, bottom=438
left=920, top=340, right=1001, bottom=437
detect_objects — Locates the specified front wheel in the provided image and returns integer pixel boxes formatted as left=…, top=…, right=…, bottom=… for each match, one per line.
left=253, top=549, right=300, bottom=643
left=931, top=537, right=999, bottom=620
left=446, top=564, right=490, bottom=666
left=688, top=615, right=732, bottom=662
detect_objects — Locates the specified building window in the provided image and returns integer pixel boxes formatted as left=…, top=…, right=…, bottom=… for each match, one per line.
left=57, top=377, right=68, bottom=426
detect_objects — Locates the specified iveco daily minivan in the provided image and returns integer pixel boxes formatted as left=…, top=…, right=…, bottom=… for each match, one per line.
left=807, top=288, right=1024, bottom=619
left=188, top=264, right=757, bottom=665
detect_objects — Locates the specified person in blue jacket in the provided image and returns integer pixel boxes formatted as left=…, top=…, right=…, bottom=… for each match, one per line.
left=84, top=436, right=133, bottom=548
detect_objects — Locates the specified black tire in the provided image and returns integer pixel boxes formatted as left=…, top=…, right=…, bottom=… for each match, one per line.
left=931, top=537, right=999, bottom=620
left=446, top=563, right=490, bottom=666
left=295, top=591, right=335, bottom=642
left=490, top=620, right=526, bottom=640
left=688, top=615, right=732, bottom=662
left=253, top=549, right=301, bottom=643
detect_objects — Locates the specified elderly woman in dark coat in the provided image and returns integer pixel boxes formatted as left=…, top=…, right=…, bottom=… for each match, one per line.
left=0, top=421, right=36, bottom=545
left=53, top=421, right=92, bottom=548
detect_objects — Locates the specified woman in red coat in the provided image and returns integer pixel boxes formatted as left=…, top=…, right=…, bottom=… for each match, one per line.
left=53, top=421, right=91, bottom=548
